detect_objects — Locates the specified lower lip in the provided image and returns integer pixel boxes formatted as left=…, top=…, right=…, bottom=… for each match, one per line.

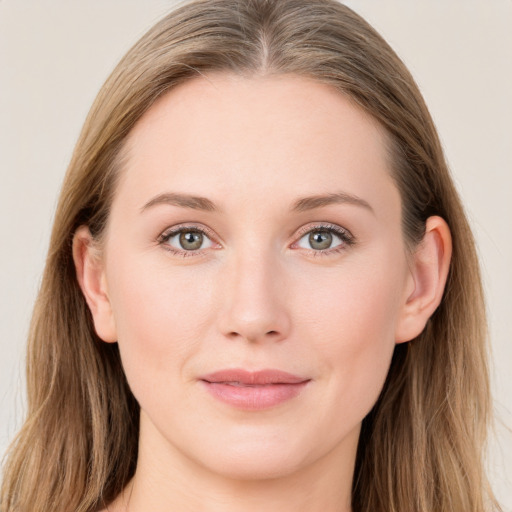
left=201, top=381, right=309, bottom=410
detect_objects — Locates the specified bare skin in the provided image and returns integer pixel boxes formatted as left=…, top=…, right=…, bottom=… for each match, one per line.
left=75, top=74, right=451, bottom=512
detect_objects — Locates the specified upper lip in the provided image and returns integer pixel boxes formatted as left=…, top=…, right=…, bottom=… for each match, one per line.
left=200, top=369, right=309, bottom=385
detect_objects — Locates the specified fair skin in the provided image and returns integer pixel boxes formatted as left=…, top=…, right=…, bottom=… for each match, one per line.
left=73, top=74, right=451, bottom=512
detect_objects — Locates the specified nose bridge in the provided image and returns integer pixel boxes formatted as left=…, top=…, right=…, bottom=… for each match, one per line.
left=218, top=243, right=290, bottom=343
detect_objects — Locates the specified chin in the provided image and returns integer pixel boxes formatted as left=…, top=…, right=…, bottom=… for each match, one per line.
left=184, top=426, right=324, bottom=482
left=203, top=450, right=305, bottom=482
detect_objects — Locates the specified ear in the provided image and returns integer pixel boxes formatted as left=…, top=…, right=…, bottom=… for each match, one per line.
left=72, top=226, right=117, bottom=343
left=395, top=216, right=452, bottom=344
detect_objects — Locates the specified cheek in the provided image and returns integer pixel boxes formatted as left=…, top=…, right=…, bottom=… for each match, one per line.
left=106, top=255, right=216, bottom=397
left=294, top=255, right=405, bottom=415
left=297, top=255, right=403, bottom=343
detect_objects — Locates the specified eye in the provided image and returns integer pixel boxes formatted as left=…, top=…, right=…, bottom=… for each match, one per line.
left=294, top=225, right=354, bottom=253
left=159, top=226, right=215, bottom=253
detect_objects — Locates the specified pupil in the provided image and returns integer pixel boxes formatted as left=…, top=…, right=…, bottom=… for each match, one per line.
left=309, top=231, right=332, bottom=250
left=180, top=231, right=203, bottom=250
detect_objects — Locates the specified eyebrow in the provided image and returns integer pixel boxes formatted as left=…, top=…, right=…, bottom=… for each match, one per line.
left=141, top=193, right=218, bottom=213
left=140, top=190, right=373, bottom=215
left=292, top=192, right=374, bottom=214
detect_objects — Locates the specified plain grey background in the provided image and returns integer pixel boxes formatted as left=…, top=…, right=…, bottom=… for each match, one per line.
left=1, top=1, right=511, bottom=507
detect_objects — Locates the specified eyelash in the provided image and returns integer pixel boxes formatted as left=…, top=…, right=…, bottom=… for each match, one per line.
left=157, top=223, right=355, bottom=257
left=292, top=223, right=355, bottom=257
left=157, top=224, right=218, bottom=257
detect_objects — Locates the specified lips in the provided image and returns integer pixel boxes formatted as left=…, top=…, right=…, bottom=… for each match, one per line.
left=199, top=369, right=310, bottom=410
left=201, top=369, right=308, bottom=386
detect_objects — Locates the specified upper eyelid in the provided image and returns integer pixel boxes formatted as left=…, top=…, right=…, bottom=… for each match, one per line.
left=159, top=223, right=218, bottom=241
left=293, top=222, right=353, bottom=240
left=159, top=223, right=352, bottom=239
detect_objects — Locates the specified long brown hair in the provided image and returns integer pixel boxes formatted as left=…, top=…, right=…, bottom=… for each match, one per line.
left=1, top=1, right=500, bottom=510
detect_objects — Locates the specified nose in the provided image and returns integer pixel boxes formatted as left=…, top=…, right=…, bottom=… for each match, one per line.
left=217, top=249, right=291, bottom=344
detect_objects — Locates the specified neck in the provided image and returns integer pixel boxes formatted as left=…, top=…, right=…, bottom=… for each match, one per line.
left=111, top=413, right=357, bottom=512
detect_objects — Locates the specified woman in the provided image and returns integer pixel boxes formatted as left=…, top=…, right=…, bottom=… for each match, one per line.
left=0, top=0, right=502, bottom=510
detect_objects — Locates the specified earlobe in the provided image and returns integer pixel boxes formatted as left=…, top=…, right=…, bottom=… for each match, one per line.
left=395, top=216, right=452, bottom=344
left=72, top=226, right=117, bottom=343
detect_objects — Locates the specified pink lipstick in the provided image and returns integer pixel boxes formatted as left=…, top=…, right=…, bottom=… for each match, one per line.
left=199, top=369, right=310, bottom=410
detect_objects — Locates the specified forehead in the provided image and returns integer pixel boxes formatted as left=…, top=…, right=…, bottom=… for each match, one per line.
left=115, top=73, right=398, bottom=217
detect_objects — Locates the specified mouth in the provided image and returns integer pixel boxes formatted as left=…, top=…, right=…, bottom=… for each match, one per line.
left=199, top=369, right=311, bottom=410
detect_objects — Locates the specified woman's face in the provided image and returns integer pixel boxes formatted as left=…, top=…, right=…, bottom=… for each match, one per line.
left=96, top=74, right=415, bottom=480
